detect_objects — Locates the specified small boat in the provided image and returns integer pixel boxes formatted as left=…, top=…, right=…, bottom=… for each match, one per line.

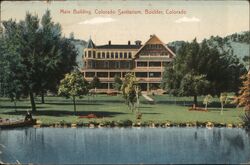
left=0, top=119, right=37, bottom=129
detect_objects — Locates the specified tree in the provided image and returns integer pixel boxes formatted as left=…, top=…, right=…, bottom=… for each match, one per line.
left=179, top=73, right=210, bottom=106
left=90, top=76, right=101, bottom=95
left=234, top=70, right=250, bottom=127
left=113, top=74, right=123, bottom=91
left=69, top=32, right=74, bottom=40
left=243, top=56, right=250, bottom=69
left=162, top=38, right=246, bottom=106
left=34, top=10, right=77, bottom=103
left=220, top=92, right=228, bottom=115
left=0, top=35, right=23, bottom=111
left=1, top=10, right=77, bottom=111
left=58, top=70, right=89, bottom=115
left=121, top=73, right=141, bottom=112
left=203, top=94, right=213, bottom=110
left=235, top=71, right=250, bottom=111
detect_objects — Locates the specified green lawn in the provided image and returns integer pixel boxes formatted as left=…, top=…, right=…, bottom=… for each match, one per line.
left=0, top=94, right=245, bottom=125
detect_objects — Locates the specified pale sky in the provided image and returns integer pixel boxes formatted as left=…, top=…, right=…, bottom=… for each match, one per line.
left=1, top=0, right=249, bottom=45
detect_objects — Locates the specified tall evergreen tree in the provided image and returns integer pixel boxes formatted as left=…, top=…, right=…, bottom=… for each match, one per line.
left=162, top=38, right=246, bottom=106
left=1, top=10, right=77, bottom=111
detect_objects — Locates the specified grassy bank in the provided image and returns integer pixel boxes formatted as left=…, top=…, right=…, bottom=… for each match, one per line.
left=0, top=94, right=245, bottom=126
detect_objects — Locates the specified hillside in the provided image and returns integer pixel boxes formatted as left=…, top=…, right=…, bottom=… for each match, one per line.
left=167, top=31, right=249, bottom=63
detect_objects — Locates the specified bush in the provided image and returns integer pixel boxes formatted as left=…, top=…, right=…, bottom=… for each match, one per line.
left=242, top=112, right=250, bottom=128
left=88, top=120, right=99, bottom=127
left=122, top=120, right=133, bottom=127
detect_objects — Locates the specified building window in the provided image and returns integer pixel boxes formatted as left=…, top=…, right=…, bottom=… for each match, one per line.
left=135, top=72, right=147, bottom=77
left=107, top=52, right=110, bottom=58
left=102, top=52, right=105, bottom=58
left=110, top=72, right=121, bottom=77
left=97, top=52, right=101, bottom=58
left=92, top=61, right=96, bottom=68
left=128, top=52, right=132, bottom=58
left=137, top=62, right=147, bottom=67
left=115, top=62, right=120, bottom=68
left=93, top=51, right=96, bottom=58
left=124, top=52, right=127, bottom=58
left=97, top=72, right=108, bottom=77
left=119, top=52, right=123, bottom=59
left=88, top=61, right=92, bottom=68
left=149, top=62, right=161, bottom=67
left=149, top=72, right=161, bottom=77
left=115, top=52, right=118, bottom=58
left=111, top=52, right=114, bottom=58
left=88, top=51, right=91, bottom=58
left=86, top=72, right=95, bottom=77
left=126, top=62, right=130, bottom=69
left=84, top=51, right=87, bottom=58
left=104, top=61, right=109, bottom=68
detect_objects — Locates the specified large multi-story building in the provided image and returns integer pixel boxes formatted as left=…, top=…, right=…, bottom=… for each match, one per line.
left=81, top=34, right=175, bottom=93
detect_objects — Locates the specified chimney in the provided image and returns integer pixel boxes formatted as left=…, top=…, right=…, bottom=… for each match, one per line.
left=108, top=41, right=111, bottom=45
left=128, top=41, right=131, bottom=45
left=135, top=40, right=142, bottom=46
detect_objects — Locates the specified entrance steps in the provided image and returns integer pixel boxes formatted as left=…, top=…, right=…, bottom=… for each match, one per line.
left=142, top=93, right=155, bottom=104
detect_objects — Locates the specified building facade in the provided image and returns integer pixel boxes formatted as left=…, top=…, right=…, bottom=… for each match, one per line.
left=81, top=35, right=175, bottom=93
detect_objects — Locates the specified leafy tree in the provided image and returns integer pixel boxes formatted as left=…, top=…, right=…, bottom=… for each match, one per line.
left=0, top=33, right=23, bottom=111
left=58, top=70, right=89, bottom=115
left=90, top=76, right=101, bottom=95
left=69, top=32, right=74, bottom=40
left=220, top=92, right=228, bottom=115
left=243, top=55, right=250, bottom=69
left=235, top=71, right=250, bottom=111
left=121, top=73, right=141, bottom=112
left=234, top=70, right=250, bottom=127
left=34, top=10, right=77, bottom=103
left=113, top=74, right=123, bottom=91
left=203, top=94, right=213, bottom=110
left=162, top=38, right=246, bottom=106
left=1, top=10, right=77, bottom=111
left=179, top=73, right=210, bottom=106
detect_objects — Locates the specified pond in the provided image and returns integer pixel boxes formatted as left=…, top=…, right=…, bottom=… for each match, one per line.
left=0, top=127, right=250, bottom=164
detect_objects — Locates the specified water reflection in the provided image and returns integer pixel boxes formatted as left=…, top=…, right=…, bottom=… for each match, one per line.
left=0, top=127, right=250, bottom=164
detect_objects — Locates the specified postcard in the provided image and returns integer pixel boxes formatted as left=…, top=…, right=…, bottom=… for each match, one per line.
left=0, top=0, right=249, bottom=164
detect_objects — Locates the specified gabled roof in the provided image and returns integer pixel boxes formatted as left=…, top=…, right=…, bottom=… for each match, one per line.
left=134, top=34, right=176, bottom=58
left=86, top=38, right=96, bottom=48
left=96, top=44, right=141, bottom=49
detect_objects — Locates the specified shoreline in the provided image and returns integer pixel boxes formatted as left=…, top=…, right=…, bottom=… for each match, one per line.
left=31, top=120, right=246, bottom=129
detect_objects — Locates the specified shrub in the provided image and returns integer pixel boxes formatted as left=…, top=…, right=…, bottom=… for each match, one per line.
left=122, top=120, right=133, bottom=127
left=241, top=112, right=250, bottom=128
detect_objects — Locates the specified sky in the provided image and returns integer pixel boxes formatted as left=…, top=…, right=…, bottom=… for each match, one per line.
left=1, top=0, right=249, bottom=45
